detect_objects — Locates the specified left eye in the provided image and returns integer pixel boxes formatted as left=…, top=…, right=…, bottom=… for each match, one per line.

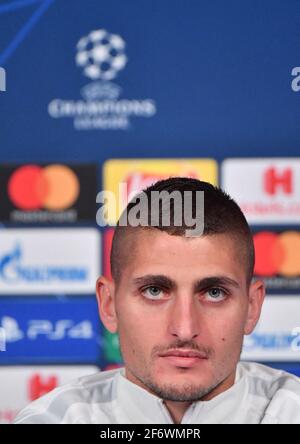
left=142, top=286, right=163, bottom=300
left=205, top=288, right=227, bottom=302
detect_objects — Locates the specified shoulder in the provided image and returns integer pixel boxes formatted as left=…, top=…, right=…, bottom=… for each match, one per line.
left=239, top=361, right=300, bottom=394
left=14, top=368, right=122, bottom=424
left=239, top=361, right=300, bottom=424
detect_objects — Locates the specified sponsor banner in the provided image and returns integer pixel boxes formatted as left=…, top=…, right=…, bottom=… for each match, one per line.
left=241, top=296, right=300, bottom=361
left=0, top=365, right=99, bottom=424
left=253, top=230, right=300, bottom=292
left=103, top=158, right=218, bottom=224
left=0, top=297, right=103, bottom=364
left=0, top=164, right=97, bottom=224
left=221, top=158, right=300, bottom=224
left=0, top=228, right=101, bottom=294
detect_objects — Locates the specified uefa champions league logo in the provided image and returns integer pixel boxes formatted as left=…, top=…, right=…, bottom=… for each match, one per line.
left=76, top=29, right=127, bottom=81
left=47, top=27, right=157, bottom=130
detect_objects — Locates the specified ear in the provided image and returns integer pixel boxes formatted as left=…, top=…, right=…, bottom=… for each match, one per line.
left=244, top=279, right=265, bottom=335
left=96, top=276, right=118, bottom=334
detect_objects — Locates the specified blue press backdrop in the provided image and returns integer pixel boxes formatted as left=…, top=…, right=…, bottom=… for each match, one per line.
left=0, top=0, right=300, bottom=411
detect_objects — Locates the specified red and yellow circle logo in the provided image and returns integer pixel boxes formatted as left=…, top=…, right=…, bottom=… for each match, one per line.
left=8, top=165, right=80, bottom=211
left=254, top=231, right=300, bottom=277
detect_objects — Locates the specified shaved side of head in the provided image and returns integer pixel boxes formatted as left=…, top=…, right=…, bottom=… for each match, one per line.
left=110, top=178, right=255, bottom=287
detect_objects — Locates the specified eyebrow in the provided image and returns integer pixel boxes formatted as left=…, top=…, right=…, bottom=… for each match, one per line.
left=132, top=274, right=240, bottom=291
left=193, top=276, right=240, bottom=291
left=133, top=275, right=176, bottom=290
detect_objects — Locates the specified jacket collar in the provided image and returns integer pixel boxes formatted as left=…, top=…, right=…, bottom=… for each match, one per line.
left=113, top=363, right=247, bottom=424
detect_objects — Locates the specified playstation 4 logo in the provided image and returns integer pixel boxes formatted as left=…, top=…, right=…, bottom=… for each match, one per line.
left=0, top=317, right=23, bottom=343
left=0, top=67, right=6, bottom=92
left=0, top=316, right=94, bottom=342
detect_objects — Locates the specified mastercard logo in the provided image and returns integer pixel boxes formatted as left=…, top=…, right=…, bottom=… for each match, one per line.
left=254, top=231, right=300, bottom=277
left=8, top=165, right=80, bottom=211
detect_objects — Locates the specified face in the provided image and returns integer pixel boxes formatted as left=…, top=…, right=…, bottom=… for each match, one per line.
left=97, top=230, right=265, bottom=402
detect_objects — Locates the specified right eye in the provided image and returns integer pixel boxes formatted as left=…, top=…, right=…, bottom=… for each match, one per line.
left=141, top=286, right=164, bottom=300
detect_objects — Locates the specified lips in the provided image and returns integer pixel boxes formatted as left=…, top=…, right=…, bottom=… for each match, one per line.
left=159, top=349, right=208, bottom=359
left=158, top=349, right=208, bottom=368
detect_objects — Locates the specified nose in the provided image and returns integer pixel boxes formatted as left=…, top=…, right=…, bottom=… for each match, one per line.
left=168, top=294, right=199, bottom=341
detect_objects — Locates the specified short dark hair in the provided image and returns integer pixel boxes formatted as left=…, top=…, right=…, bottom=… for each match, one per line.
left=110, top=177, right=255, bottom=286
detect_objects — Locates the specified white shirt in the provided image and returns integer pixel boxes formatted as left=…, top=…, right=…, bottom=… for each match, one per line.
left=14, top=362, right=300, bottom=424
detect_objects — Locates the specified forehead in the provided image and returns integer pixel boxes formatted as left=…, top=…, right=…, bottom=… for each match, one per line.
left=120, top=229, right=247, bottom=285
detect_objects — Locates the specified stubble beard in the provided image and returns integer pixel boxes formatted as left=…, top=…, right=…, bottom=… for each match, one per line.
left=126, top=361, right=224, bottom=402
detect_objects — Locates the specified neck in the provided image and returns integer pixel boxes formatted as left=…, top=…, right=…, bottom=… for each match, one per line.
left=163, top=400, right=192, bottom=424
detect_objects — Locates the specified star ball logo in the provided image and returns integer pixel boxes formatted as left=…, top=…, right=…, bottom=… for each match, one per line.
left=75, top=29, right=127, bottom=81
left=48, top=28, right=157, bottom=130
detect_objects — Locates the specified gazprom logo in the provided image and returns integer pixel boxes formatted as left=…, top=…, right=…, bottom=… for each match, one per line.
left=0, top=244, right=88, bottom=283
left=0, top=67, right=6, bottom=92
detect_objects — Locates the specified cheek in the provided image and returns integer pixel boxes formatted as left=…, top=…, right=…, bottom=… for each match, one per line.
left=116, top=305, right=158, bottom=355
left=207, top=310, right=246, bottom=350
left=118, top=298, right=164, bottom=334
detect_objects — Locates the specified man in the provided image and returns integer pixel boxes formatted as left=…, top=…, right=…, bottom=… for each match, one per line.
left=15, top=178, right=300, bottom=424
